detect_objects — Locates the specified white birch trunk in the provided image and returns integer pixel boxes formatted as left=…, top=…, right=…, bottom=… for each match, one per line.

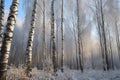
left=25, top=0, right=37, bottom=77
left=0, top=0, right=19, bottom=79
left=0, top=0, right=4, bottom=51
left=51, top=0, right=57, bottom=73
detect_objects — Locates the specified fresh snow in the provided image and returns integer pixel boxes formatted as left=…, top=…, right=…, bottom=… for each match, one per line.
left=6, top=67, right=120, bottom=80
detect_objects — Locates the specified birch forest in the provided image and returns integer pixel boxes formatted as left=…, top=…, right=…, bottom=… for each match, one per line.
left=0, top=0, right=120, bottom=80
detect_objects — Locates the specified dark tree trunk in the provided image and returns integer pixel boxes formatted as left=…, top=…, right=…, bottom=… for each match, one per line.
left=76, top=0, right=83, bottom=72
left=100, top=0, right=109, bottom=70
left=42, top=0, right=47, bottom=70
left=61, top=0, right=64, bottom=72
left=51, top=0, right=57, bottom=73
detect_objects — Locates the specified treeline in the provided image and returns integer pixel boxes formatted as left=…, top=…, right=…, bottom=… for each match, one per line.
left=0, top=0, right=120, bottom=79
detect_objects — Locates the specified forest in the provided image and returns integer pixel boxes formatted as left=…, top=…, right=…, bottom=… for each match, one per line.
left=0, top=0, right=120, bottom=80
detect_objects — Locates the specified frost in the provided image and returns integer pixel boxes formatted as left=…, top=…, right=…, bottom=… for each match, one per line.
left=6, top=66, right=120, bottom=80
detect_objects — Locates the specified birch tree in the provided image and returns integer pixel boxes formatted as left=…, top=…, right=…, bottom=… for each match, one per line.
left=94, top=0, right=109, bottom=70
left=76, top=0, right=83, bottom=72
left=25, top=0, right=37, bottom=76
left=99, top=0, right=109, bottom=70
left=0, top=0, right=19, bottom=79
left=51, top=0, right=57, bottom=73
left=94, top=0, right=106, bottom=70
left=0, top=0, right=4, bottom=51
left=42, top=0, right=47, bottom=71
left=61, top=0, right=64, bottom=72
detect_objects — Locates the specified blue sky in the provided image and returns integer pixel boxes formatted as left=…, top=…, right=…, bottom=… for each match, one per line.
left=5, top=0, right=25, bottom=20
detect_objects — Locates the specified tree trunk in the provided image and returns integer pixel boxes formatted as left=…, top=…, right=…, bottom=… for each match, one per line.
left=95, top=0, right=109, bottom=71
left=100, top=0, right=109, bottom=70
left=56, top=23, right=59, bottom=70
left=0, top=0, right=19, bottom=79
left=51, top=0, right=57, bottom=73
left=25, top=0, right=37, bottom=77
left=76, top=0, right=83, bottom=72
left=95, top=0, right=105, bottom=70
left=42, top=0, right=46, bottom=70
left=61, top=0, right=64, bottom=72
left=0, top=0, right=4, bottom=51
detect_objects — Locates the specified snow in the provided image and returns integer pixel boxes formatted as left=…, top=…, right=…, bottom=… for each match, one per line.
left=56, top=68, right=120, bottom=80
left=6, top=66, right=120, bottom=80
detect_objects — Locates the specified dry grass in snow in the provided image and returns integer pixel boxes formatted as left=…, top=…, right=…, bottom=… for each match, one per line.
left=6, top=66, right=120, bottom=80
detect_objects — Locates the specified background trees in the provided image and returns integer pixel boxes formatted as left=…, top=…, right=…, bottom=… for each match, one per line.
left=12, top=0, right=120, bottom=70
left=1, top=0, right=120, bottom=79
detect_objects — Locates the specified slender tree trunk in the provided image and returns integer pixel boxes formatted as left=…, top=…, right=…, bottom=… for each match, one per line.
left=95, top=0, right=110, bottom=71
left=100, top=0, right=109, bottom=70
left=0, top=0, right=19, bottom=79
left=76, top=0, right=83, bottom=72
left=25, top=0, right=37, bottom=77
left=95, top=0, right=105, bottom=70
left=0, top=0, right=4, bottom=51
left=56, top=24, right=59, bottom=70
left=61, top=0, right=64, bottom=72
left=42, top=0, right=46, bottom=70
left=80, top=39, right=84, bottom=68
left=51, top=0, right=57, bottom=73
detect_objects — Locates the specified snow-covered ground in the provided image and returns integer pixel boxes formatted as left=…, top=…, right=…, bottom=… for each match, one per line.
left=6, top=67, right=120, bottom=80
